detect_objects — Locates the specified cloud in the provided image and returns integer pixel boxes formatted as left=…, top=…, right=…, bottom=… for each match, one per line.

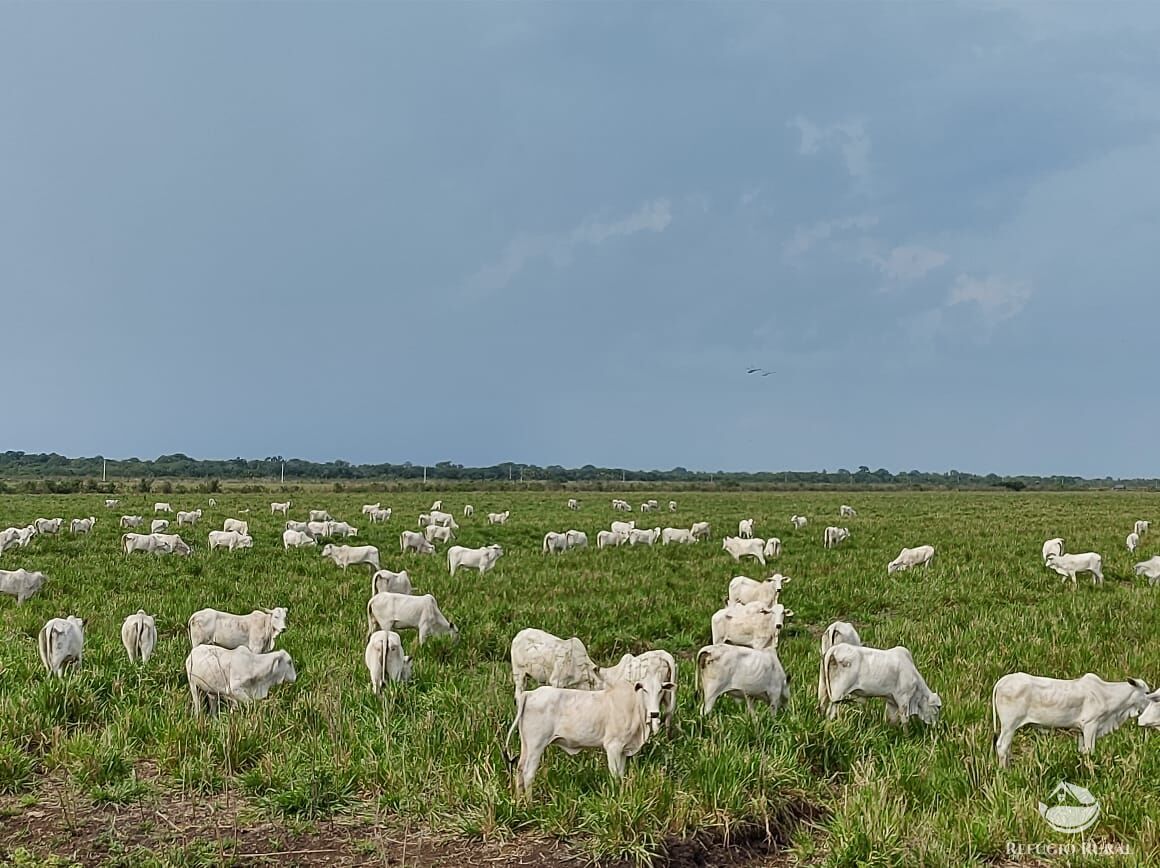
left=789, top=116, right=871, bottom=179
left=465, top=198, right=672, bottom=294
left=868, top=245, right=950, bottom=282
left=784, top=214, right=878, bottom=257
left=946, top=274, right=1033, bottom=323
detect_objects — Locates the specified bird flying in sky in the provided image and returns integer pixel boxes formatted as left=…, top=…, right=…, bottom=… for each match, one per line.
left=747, top=367, right=775, bottom=376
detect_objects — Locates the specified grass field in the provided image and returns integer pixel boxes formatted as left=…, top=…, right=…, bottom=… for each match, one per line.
left=2, top=491, right=1159, bottom=866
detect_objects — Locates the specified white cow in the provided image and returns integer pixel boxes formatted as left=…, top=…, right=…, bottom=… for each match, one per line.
left=567, top=498, right=579, bottom=511
left=1135, top=556, right=1160, bottom=585
left=690, top=521, right=711, bottom=541
left=186, top=645, right=296, bottom=716
left=565, top=530, right=588, bottom=549
left=361, top=503, right=381, bottom=516
left=1127, top=532, right=1140, bottom=553
left=598, top=649, right=678, bottom=728
left=824, top=526, right=850, bottom=549
left=791, top=515, right=807, bottom=529
left=282, top=529, right=317, bottom=549
left=640, top=502, right=655, bottom=512
left=150, top=519, right=169, bottom=533
left=627, top=528, right=661, bottom=546
left=992, top=672, right=1153, bottom=767
left=596, top=530, right=628, bottom=549
left=209, top=498, right=218, bottom=507
left=840, top=505, right=857, bottom=517
left=487, top=511, right=510, bottom=525
left=710, top=601, right=791, bottom=649
left=463, top=504, right=474, bottom=517
left=447, top=544, right=504, bottom=576
left=208, top=530, right=253, bottom=552
left=424, top=524, right=454, bottom=545
left=365, top=630, right=412, bottom=693
left=70, top=517, right=96, bottom=534
left=120, top=515, right=144, bottom=528
left=122, top=532, right=190, bottom=556
left=15, top=526, right=36, bottom=547
left=738, top=519, right=755, bottom=539
left=504, top=675, right=671, bottom=794
left=322, top=543, right=381, bottom=571
left=151, top=533, right=193, bottom=556
left=661, top=528, right=696, bottom=545
left=543, top=531, right=570, bottom=554
left=368, top=507, right=392, bottom=523
left=176, top=509, right=202, bottom=527
left=818, top=621, right=862, bottom=709
left=430, top=510, right=459, bottom=530
left=400, top=531, right=435, bottom=555
left=188, top=607, right=288, bottom=653
left=888, top=545, right=936, bottom=574
left=329, top=521, right=358, bottom=538
left=223, top=518, right=249, bottom=536
left=697, top=644, right=789, bottom=717
left=722, top=536, right=766, bottom=565
left=121, top=610, right=157, bottom=663
left=154, top=502, right=173, bottom=513
left=105, top=499, right=119, bottom=508
left=430, top=499, right=443, bottom=512
left=307, top=520, right=333, bottom=538
left=1042, top=538, right=1065, bottom=564
left=38, top=616, right=85, bottom=676
left=0, top=568, right=46, bottom=604
left=34, top=518, right=63, bottom=535
left=367, top=592, right=458, bottom=644
left=371, top=568, right=413, bottom=596
left=417, top=513, right=432, bottom=527
left=511, top=627, right=602, bottom=696
left=668, top=500, right=677, bottom=512
left=728, top=574, right=790, bottom=607
left=1045, top=552, right=1104, bottom=588
left=309, top=509, right=333, bottom=522
left=821, top=643, right=942, bottom=726
left=610, top=520, right=636, bottom=536
left=763, top=537, right=782, bottom=559
left=271, top=501, right=291, bottom=515
left=1136, top=520, right=1150, bottom=537
left=285, top=520, right=310, bottom=533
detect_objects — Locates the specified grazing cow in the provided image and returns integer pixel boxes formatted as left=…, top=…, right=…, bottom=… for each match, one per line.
left=38, top=616, right=85, bottom=676
left=1139, top=696, right=1160, bottom=728
left=722, top=536, right=766, bottom=565
left=188, top=607, right=288, bottom=653
left=70, top=517, right=96, bottom=534
left=209, top=498, right=218, bottom=507
left=611, top=499, right=632, bottom=512
left=430, top=500, right=443, bottom=512
left=0, top=527, right=18, bottom=555
left=34, top=518, right=64, bottom=535
left=565, top=530, right=588, bottom=549
left=176, top=509, right=202, bottom=527
left=122, top=532, right=189, bottom=556
left=463, top=504, right=474, bottom=517
left=791, top=515, right=807, bottom=529
left=543, top=531, right=570, bottom=554
left=223, top=518, right=249, bottom=536
left=309, top=509, right=333, bottom=522
left=690, top=521, right=711, bottom=541
left=697, top=644, right=789, bottom=717
left=888, top=545, right=936, bottom=574
left=1128, top=532, right=1140, bottom=553
left=322, top=543, right=381, bottom=571
left=154, top=502, right=173, bottom=513
left=417, top=513, right=432, bottom=527
left=567, top=498, right=579, bottom=511
left=728, top=574, right=790, bottom=607
left=669, top=500, right=677, bottom=512
left=1136, top=520, right=1150, bottom=537
left=992, top=672, right=1153, bottom=767
left=271, top=501, right=291, bottom=515
left=369, top=508, right=392, bottom=523
left=400, top=531, right=435, bottom=555
left=424, top=524, right=454, bottom=545
left=372, top=568, right=413, bottom=596
left=661, top=528, right=696, bottom=545
left=0, top=568, right=46, bottom=604
left=1045, top=552, right=1104, bottom=588
left=367, top=592, right=458, bottom=644
left=821, top=643, right=941, bottom=726
left=1042, top=538, right=1065, bottom=564
left=818, top=621, right=862, bottom=709
left=840, top=505, right=857, bottom=517
left=763, top=537, right=782, bottom=558
left=504, top=675, right=671, bottom=794
left=710, top=601, right=792, bottom=649
left=105, top=499, right=119, bottom=508
left=327, top=521, right=357, bottom=538
left=307, top=520, right=333, bottom=538
left=361, top=503, right=381, bottom=515
left=121, top=610, right=157, bottom=663
left=16, top=526, right=37, bottom=547
left=208, top=530, right=253, bottom=552
left=151, top=533, right=192, bottom=556
left=1135, top=556, right=1160, bottom=585
left=150, top=519, right=169, bottom=533
left=120, top=515, right=144, bottom=528
left=282, top=529, right=317, bottom=549
left=447, top=544, right=504, bottom=576
left=285, top=520, right=310, bottom=533
left=641, top=502, right=655, bottom=512
left=596, top=530, right=628, bottom=549
left=365, top=630, right=412, bottom=693
left=429, top=511, right=459, bottom=530
left=488, top=511, right=510, bottom=525
left=610, top=520, right=636, bottom=536
left=598, top=649, right=678, bottom=728
left=186, top=645, right=296, bottom=716
left=627, top=527, right=661, bottom=546
left=824, top=526, right=850, bottom=549
left=511, top=628, right=602, bottom=696
left=738, top=519, right=755, bottom=539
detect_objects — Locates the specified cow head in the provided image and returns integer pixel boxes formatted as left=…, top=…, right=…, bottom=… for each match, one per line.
left=399, top=655, right=414, bottom=682
left=914, top=691, right=942, bottom=726
left=634, top=674, right=675, bottom=735
left=269, top=607, right=289, bottom=634
left=321, top=544, right=335, bottom=558
left=273, top=650, right=298, bottom=686
left=237, top=535, right=254, bottom=549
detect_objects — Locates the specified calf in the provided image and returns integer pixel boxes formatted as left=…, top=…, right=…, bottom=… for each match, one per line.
left=400, top=531, right=435, bottom=555
left=710, top=601, right=791, bottom=649
left=322, top=543, right=382, bottom=570
left=38, top=616, right=85, bottom=675
left=448, top=544, right=503, bottom=576
left=818, top=621, right=862, bottom=709
left=722, top=536, right=766, bottom=565
left=697, top=644, right=789, bottom=717
left=367, top=592, right=458, bottom=644
left=70, top=517, right=96, bottom=534
left=365, top=630, right=412, bottom=693
left=121, top=610, right=157, bottom=663
left=188, top=607, right=289, bottom=653
left=186, top=645, right=296, bottom=715
left=1045, top=552, right=1104, bottom=588
left=888, top=545, right=935, bottom=574
left=821, top=643, right=941, bottom=725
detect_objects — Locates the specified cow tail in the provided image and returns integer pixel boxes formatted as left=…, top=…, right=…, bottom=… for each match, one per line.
left=503, top=693, right=528, bottom=767
left=990, top=681, right=1000, bottom=744
left=379, top=632, right=389, bottom=688
left=821, top=649, right=834, bottom=708
left=132, top=618, right=144, bottom=660
left=366, top=598, right=378, bottom=639
left=37, top=624, right=50, bottom=671
left=695, top=647, right=711, bottom=695
left=120, top=533, right=129, bottom=553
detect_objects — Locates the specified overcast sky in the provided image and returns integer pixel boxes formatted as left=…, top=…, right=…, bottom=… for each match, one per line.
left=3, top=3, right=1158, bottom=476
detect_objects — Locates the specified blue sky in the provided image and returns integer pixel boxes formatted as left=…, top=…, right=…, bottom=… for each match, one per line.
left=3, top=2, right=1158, bottom=476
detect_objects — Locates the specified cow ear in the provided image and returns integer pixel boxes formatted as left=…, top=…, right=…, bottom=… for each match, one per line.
left=662, top=682, right=675, bottom=691
left=1128, top=677, right=1148, bottom=690
left=404, top=655, right=413, bottom=664
left=784, top=609, right=795, bottom=618
left=634, top=682, right=644, bottom=692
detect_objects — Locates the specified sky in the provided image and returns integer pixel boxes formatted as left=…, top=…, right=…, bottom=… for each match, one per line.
left=2, top=2, right=1159, bottom=477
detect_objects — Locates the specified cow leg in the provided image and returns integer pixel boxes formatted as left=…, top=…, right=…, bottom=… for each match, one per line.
left=190, top=682, right=202, bottom=717
left=663, top=687, right=677, bottom=729
left=1080, top=723, right=1099, bottom=756
left=517, top=738, right=546, bottom=796
left=605, top=744, right=628, bottom=779
left=701, top=686, right=718, bottom=716
left=994, top=725, right=1015, bottom=768
left=826, top=700, right=840, bottom=720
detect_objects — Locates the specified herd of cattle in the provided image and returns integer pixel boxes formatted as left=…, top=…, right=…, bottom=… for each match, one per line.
left=3, top=497, right=1160, bottom=792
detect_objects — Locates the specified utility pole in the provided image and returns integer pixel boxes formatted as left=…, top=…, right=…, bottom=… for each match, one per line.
left=281, top=461, right=285, bottom=484
left=102, top=459, right=106, bottom=483
left=423, top=465, right=427, bottom=484
left=508, top=464, right=512, bottom=482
